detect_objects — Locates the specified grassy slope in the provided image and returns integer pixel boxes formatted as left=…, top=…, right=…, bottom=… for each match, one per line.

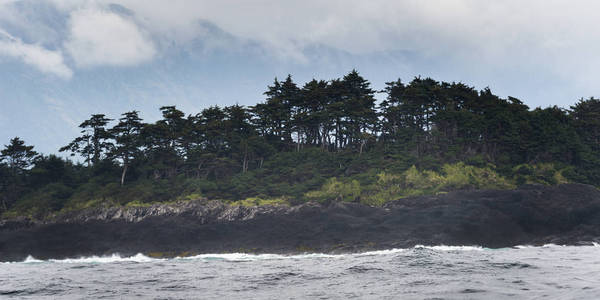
left=4, top=148, right=574, bottom=220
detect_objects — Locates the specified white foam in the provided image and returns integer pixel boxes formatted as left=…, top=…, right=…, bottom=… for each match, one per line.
left=414, top=245, right=485, bottom=251
left=4, top=244, right=532, bottom=264
left=3, top=253, right=159, bottom=264
left=542, top=243, right=564, bottom=248
left=49, top=253, right=157, bottom=264
left=514, top=245, right=532, bottom=249
left=179, top=252, right=340, bottom=262
left=355, top=248, right=406, bottom=256
left=514, top=244, right=565, bottom=249
left=23, top=255, right=44, bottom=263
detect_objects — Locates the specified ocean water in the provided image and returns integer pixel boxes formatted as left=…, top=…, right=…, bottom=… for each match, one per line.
left=2, top=244, right=600, bottom=299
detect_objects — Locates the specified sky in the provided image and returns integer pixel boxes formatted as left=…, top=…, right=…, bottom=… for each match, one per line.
left=1, top=0, right=600, bottom=154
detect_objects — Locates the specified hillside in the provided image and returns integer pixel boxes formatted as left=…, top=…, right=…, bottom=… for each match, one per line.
left=1, top=184, right=599, bottom=261
left=1, top=72, right=600, bottom=219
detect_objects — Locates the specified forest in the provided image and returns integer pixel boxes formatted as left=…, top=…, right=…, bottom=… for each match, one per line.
left=2, top=70, right=600, bottom=219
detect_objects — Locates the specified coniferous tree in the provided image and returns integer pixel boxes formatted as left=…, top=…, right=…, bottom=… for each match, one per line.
left=224, top=104, right=254, bottom=173
left=252, top=76, right=299, bottom=150
left=0, top=137, right=38, bottom=211
left=380, top=78, right=406, bottom=143
left=141, top=106, right=186, bottom=179
left=252, top=78, right=283, bottom=146
left=8, top=71, right=600, bottom=216
left=0, top=137, right=38, bottom=172
left=60, top=114, right=113, bottom=166
left=297, top=79, right=329, bottom=148
left=110, top=111, right=144, bottom=186
left=0, top=162, right=10, bottom=211
left=571, top=97, right=600, bottom=153
left=340, top=70, right=378, bottom=152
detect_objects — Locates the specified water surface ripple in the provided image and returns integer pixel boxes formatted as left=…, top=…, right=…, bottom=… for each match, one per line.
left=2, top=245, right=599, bottom=299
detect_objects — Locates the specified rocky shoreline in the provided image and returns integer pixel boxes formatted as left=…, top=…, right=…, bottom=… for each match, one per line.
left=2, top=183, right=600, bottom=262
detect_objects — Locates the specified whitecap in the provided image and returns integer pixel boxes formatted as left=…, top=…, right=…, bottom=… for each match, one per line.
left=48, top=253, right=158, bottom=264
left=414, top=245, right=485, bottom=251
left=179, top=252, right=340, bottom=262
left=514, top=245, right=533, bottom=249
left=514, top=244, right=568, bottom=249
left=4, top=253, right=159, bottom=264
left=2, top=245, right=495, bottom=264
left=23, top=255, right=44, bottom=263
left=355, top=248, right=406, bottom=256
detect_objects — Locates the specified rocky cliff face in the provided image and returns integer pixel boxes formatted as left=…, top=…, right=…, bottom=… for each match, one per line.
left=1, top=184, right=600, bottom=261
left=54, top=200, right=292, bottom=224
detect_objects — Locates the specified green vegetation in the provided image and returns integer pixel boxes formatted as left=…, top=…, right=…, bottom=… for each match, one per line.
left=229, top=197, right=290, bottom=207
left=304, top=162, right=516, bottom=206
left=2, top=71, right=600, bottom=219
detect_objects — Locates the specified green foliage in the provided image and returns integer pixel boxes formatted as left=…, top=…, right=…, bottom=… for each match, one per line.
left=3, top=72, right=600, bottom=218
left=311, top=163, right=515, bottom=207
left=229, top=196, right=290, bottom=207
left=512, top=163, right=570, bottom=186
left=441, top=162, right=514, bottom=190
left=1, top=137, right=38, bottom=171
left=305, top=178, right=362, bottom=203
left=5, top=183, right=73, bottom=218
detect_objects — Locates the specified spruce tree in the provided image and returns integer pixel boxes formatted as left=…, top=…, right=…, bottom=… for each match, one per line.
left=60, top=114, right=113, bottom=166
left=110, top=111, right=144, bottom=186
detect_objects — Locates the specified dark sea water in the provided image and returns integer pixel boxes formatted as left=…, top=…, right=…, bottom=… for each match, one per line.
left=2, top=244, right=600, bottom=299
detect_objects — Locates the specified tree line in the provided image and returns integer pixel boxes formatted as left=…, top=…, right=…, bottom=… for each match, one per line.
left=2, top=70, right=600, bottom=214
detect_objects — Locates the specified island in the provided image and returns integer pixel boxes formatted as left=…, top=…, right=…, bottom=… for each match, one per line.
left=2, top=71, right=600, bottom=261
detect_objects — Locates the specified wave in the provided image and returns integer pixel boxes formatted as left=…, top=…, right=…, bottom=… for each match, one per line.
left=514, top=242, right=600, bottom=249
left=356, top=248, right=407, bottom=256
left=6, top=243, right=598, bottom=264
left=5, top=253, right=159, bottom=264
left=413, top=245, right=485, bottom=251
left=179, top=252, right=341, bottom=262
left=513, top=243, right=565, bottom=249
left=4, top=252, right=340, bottom=264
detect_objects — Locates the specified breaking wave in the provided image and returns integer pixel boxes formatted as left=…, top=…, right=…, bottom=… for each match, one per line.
left=7, top=243, right=599, bottom=264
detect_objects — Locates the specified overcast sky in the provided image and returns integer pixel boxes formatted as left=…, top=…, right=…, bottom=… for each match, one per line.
left=1, top=0, right=600, bottom=154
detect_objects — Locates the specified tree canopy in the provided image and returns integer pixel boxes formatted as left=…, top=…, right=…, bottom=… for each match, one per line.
left=2, top=71, right=600, bottom=218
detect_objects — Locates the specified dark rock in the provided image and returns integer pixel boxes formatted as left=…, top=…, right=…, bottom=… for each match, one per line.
left=1, top=184, right=600, bottom=261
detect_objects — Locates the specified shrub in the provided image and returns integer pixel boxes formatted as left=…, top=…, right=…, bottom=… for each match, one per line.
left=441, top=162, right=514, bottom=191
left=229, top=196, right=289, bottom=207
left=330, top=163, right=514, bottom=207
left=304, top=178, right=362, bottom=203
left=511, top=163, right=570, bottom=185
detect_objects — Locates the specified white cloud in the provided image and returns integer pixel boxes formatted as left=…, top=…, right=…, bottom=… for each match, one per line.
left=64, top=8, right=156, bottom=67
left=3, top=0, right=600, bottom=102
left=57, top=1, right=597, bottom=70
left=27, top=0, right=600, bottom=74
left=0, top=30, right=72, bottom=78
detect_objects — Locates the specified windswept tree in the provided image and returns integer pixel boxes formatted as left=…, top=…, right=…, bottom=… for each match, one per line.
left=0, top=163, right=10, bottom=211
left=297, top=79, right=330, bottom=148
left=571, top=97, right=600, bottom=153
left=0, top=137, right=38, bottom=172
left=340, top=70, right=378, bottom=151
left=196, top=106, right=227, bottom=154
left=141, top=106, right=186, bottom=179
left=158, top=106, right=187, bottom=154
left=380, top=78, right=406, bottom=143
left=224, top=104, right=255, bottom=173
left=0, top=137, right=38, bottom=211
left=60, top=114, right=113, bottom=166
left=252, top=75, right=300, bottom=150
left=110, top=111, right=144, bottom=186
